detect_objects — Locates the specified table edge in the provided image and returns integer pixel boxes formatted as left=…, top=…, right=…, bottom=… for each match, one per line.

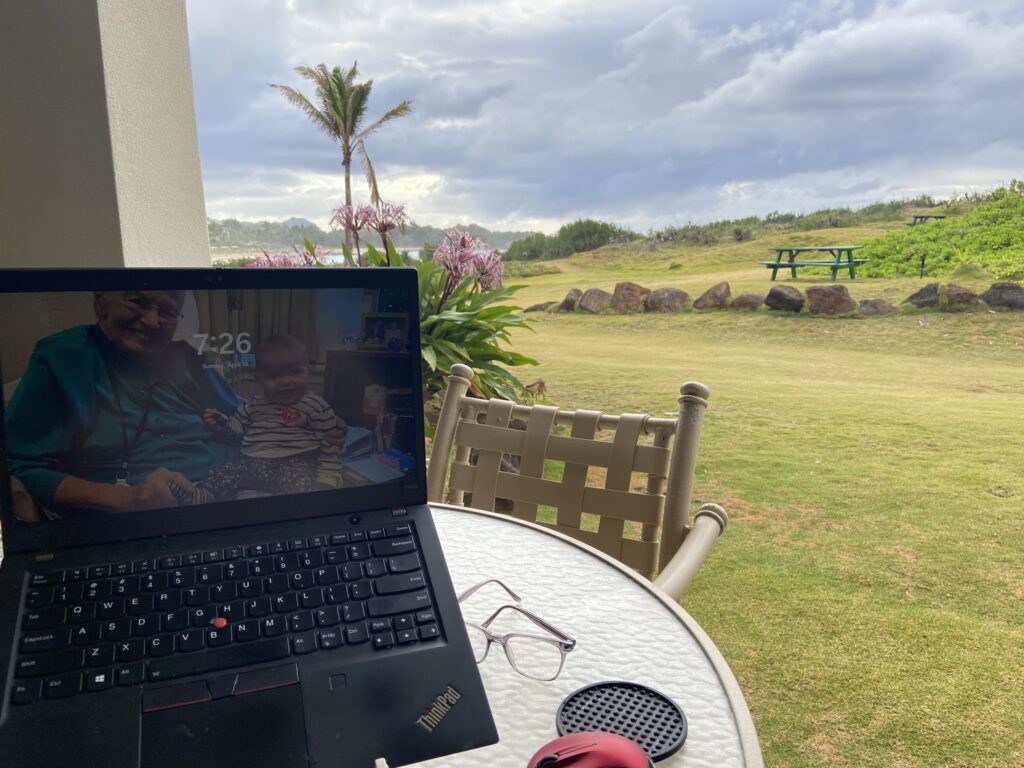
left=430, top=503, right=764, bottom=768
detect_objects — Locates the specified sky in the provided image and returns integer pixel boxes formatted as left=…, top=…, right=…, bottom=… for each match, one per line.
left=185, top=0, right=1024, bottom=234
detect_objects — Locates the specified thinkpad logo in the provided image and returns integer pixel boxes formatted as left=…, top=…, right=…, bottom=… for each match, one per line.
left=415, top=685, right=463, bottom=733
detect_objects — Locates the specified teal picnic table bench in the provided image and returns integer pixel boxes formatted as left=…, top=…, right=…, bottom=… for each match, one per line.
left=907, top=214, right=946, bottom=226
left=761, top=245, right=867, bottom=281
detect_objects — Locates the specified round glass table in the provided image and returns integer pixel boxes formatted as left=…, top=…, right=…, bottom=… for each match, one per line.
left=406, top=504, right=763, bottom=768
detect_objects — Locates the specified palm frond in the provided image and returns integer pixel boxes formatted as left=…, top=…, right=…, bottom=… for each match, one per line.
left=270, top=84, right=338, bottom=140
left=357, top=100, right=413, bottom=140
left=354, top=139, right=381, bottom=204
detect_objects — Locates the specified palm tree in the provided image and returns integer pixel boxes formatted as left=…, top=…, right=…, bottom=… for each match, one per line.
left=272, top=63, right=411, bottom=247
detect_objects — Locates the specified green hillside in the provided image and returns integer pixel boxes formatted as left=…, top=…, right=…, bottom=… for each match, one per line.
left=858, top=181, right=1024, bottom=279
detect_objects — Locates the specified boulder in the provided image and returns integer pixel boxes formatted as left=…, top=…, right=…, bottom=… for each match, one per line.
left=611, top=281, right=651, bottom=313
left=524, top=301, right=557, bottom=313
left=904, top=283, right=940, bottom=308
left=644, top=287, right=688, bottom=313
left=731, top=293, right=764, bottom=311
left=944, top=283, right=978, bottom=310
left=576, top=288, right=612, bottom=314
left=558, top=288, right=583, bottom=312
left=765, top=285, right=804, bottom=313
left=859, top=299, right=897, bottom=317
left=980, top=281, right=1024, bottom=310
left=806, top=285, right=857, bottom=316
left=693, top=281, right=731, bottom=310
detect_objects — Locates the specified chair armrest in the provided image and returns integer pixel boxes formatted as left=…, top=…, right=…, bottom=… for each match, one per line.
left=653, top=503, right=728, bottom=601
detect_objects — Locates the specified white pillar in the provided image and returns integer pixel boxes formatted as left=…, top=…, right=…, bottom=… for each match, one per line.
left=0, top=0, right=210, bottom=268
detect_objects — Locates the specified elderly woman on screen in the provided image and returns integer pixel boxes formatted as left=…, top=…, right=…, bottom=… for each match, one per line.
left=4, top=291, right=239, bottom=515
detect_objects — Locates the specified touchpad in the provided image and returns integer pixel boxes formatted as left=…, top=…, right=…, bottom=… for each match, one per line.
left=141, top=684, right=309, bottom=768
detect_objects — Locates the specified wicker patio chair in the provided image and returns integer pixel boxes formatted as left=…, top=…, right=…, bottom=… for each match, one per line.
left=426, top=364, right=728, bottom=600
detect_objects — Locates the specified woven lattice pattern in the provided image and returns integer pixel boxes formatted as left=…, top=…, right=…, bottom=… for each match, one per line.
left=438, top=397, right=691, bottom=579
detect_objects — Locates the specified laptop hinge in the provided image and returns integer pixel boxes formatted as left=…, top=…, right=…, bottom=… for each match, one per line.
left=391, top=507, right=408, bottom=517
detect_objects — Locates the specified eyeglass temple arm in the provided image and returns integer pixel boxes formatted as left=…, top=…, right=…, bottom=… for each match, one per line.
left=457, top=578, right=522, bottom=604
left=479, top=604, right=575, bottom=647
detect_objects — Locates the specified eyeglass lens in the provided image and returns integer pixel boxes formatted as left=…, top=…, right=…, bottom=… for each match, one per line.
left=467, top=625, right=564, bottom=681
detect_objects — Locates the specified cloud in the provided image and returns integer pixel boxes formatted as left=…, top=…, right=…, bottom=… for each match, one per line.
left=186, top=0, right=1024, bottom=233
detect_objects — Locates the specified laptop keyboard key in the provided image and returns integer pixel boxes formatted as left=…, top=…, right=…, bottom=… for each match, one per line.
left=261, top=616, right=286, bottom=638
left=372, top=631, right=396, bottom=650
left=419, top=624, right=440, bottom=640
left=147, top=635, right=174, bottom=658
left=233, top=620, right=260, bottom=642
left=318, top=628, right=342, bottom=650
left=98, top=598, right=126, bottom=620
left=86, top=668, right=114, bottom=692
left=367, top=591, right=432, bottom=617
left=11, top=680, right=42, bottom=704
left=349, top=581, right=372, bottom=600
left=372, top=538, right=416, bottom=557
left=23, top=605, right=66, bottom=631
left=315, top=607, right=340, bottom=627
left=291, top=632, right=317, bottom=655
left=177, top=630, right=204, bottom=652
left=21, top=628, right=72, bottom=654
left=344, top=623, right=369, bottom=644
left=206, top=628, right=231, bottom=648
left=16, top=648, right=84, bottom=678
left=86, top=644, right=115, bottom=667
left=44, top=672, right=82, bottom=699
left=116, top=663, right=146, bottom=686
left=117, top=639, right=146, bottom=662
left=69, top=604, right=97, bottom=624
left=272, top=593, right=298, bottom=613
left=246, top=597, right=272, bottom=617
left=387, top=553, right=420, bottom=573
left=147, top=637, right=290, bottom=682
left=375, top=572, right=426, bottom=595
left=397, top=629, right=418, bottom=645
left=128, top=594, right=154, bottom=615
left=26, top=588, right=55, bottom=608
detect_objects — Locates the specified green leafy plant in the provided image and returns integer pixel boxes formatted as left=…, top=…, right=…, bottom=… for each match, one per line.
left=354, top=237, right=538, bottom=401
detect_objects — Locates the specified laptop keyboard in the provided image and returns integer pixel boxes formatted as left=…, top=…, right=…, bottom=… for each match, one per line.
left=10, top=521, right=440, bottom=705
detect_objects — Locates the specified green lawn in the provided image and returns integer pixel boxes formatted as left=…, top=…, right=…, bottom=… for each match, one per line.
left=502, top=245, right=1024, bottom=768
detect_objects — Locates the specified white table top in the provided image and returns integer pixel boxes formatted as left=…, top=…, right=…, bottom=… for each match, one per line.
left=409, top=505, right=762, bottom=768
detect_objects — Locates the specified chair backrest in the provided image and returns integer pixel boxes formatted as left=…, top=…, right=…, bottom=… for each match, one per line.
left=427, top=364, right=712, bottom=580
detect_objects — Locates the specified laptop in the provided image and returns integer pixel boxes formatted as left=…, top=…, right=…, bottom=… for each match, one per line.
left=0, top=268, right=498, bottom=768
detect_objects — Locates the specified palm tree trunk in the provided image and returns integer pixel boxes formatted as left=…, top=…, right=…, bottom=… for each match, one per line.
left=343, top=153, right=354, bottom=256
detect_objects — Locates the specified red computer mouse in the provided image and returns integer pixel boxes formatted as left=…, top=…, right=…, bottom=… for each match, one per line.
left=526, top=732, right=654, bottom=768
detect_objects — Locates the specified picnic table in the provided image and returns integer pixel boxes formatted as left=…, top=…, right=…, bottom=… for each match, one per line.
left=907, top=214, right=946, bottom=226
left=761, top=245, right=866, bottom=281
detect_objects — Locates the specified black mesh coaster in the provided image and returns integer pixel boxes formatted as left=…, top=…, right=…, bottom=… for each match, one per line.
left=555, top=681, right=687, bottom=762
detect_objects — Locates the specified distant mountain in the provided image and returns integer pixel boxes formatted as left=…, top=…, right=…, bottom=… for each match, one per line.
left=207, top=217, right=537, bottom=252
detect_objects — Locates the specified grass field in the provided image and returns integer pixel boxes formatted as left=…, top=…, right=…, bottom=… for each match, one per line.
left=501, top=233, right=1024, bottom=767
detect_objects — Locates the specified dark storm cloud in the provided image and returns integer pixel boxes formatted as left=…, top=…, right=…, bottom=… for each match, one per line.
left=186, top=0, right=1024, bottom=231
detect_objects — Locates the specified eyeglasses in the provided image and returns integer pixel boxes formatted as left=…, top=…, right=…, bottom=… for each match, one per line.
left=458, top=579, right=576, bottom=682
left=115, top=293, right=184, bottom=326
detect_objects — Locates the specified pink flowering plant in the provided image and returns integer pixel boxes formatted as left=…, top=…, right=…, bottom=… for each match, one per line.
left=253, top=201, right=537, bottom=401
left=431, top=231, right=505, bottom=300
left=247, top=238, right=332, bottom=268
left=359, top=232, right=536, bottom=400
left=329, top=204, right=374, bottom=264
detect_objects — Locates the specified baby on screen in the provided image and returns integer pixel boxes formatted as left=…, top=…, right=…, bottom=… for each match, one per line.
left=190, top=335, right=344, bottom=504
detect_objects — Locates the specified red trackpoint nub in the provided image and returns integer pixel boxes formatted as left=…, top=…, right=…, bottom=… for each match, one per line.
left=211, top=617, right=228, bottom=629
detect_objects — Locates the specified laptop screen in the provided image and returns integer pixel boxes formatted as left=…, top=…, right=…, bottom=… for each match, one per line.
left=0, top=269, right=426, bottom=553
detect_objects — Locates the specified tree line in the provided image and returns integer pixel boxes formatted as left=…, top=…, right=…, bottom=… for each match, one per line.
left=207, top=217, right=536, bottom=253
